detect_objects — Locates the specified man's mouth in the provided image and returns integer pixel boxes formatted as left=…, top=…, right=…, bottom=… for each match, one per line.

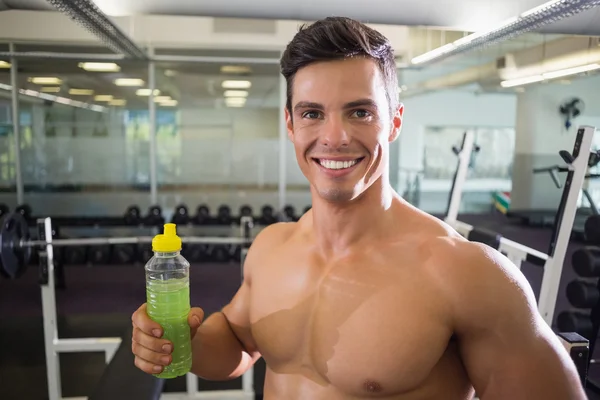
left=314, top=157, right=365, bottom=170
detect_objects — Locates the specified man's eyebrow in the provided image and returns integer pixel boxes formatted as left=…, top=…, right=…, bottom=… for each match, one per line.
left=293, top=101, right=324, bottom=112
left=343, top=99, right=378, bottom=109
left=293, top=99, right=378, bottom=112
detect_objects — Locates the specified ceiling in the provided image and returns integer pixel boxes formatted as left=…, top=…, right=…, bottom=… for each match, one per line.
left=0, top=0, right=598, bottom=109
left=1, top=0, right=600, bottom=35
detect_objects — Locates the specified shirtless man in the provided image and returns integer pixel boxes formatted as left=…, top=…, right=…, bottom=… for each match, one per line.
left=132, top=17, right=587, bottom=399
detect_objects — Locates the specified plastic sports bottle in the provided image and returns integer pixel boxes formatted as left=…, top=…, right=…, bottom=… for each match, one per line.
left=145, top=223, right=192, bottom=378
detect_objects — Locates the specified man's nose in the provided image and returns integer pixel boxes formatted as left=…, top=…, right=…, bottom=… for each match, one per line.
left=320, top=116, right=350, bottom=148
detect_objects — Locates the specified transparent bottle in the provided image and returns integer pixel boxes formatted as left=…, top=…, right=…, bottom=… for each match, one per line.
left=145, top=223, right=192, bottom=379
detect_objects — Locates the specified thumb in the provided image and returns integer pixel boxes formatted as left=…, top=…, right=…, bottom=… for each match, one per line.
left=188, top=307, right=204, bottom=338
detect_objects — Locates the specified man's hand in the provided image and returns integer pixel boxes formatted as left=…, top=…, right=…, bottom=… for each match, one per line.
left=131, top=303, right=204, bottom=375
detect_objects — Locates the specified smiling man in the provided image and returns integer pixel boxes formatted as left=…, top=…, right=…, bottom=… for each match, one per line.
left=132, top=17, right=587, bottom=399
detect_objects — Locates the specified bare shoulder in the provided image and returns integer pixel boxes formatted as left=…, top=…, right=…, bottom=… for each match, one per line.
left=243, top=220, right=298, bottom=279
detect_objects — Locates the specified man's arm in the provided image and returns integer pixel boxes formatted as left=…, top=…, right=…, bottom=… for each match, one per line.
left=441, top=240, right=587, bottom=400
left=190, top=222, right=291, bottom=380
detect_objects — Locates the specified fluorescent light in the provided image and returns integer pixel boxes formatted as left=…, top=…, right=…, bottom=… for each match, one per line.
left=411, top=43, right=457, bottom=65
left=0, top=61, right=11, bottom=69
left=225, top=97, right=247, bottom=107
left=78, top=62, right=121, bottom=72
left=28, top=77, right=62, bottom=85
left=109, top=99, right=127, bottom=106
left=136, top=89, right=161, bottom=96
left=224, top=90, right=248, bottom=97
left=0, top=84, right=106, bottom=112
left=164, top=69, right=177, bottom=77
left=221, top=65, right=252, bottom=74
left=542, top=63, right=600, bottom=79
left=94, top=95, right=114, bottom=102
left=501, top=75, right=544, bottom=87
left=222, top=80, right=251, bottom=89
left=41, top=87, right=61, bottom=93
left=114, top=78, right=145, bottom=87
left=69, top=88, right=94, bottom=96
left=159, top=100, right=178, bottom=107
left=154, top=96, right=172, bottom=102
left=501, top=63, right=600, bottom=88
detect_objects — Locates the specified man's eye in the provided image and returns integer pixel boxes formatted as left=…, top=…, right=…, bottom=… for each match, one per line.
left=352, top=110, right=371, bottom=118
left=302, top=111, right=321, bottom=119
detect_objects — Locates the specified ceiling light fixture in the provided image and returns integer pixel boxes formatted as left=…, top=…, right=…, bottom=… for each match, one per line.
left=78, top=62, right=121, bottom=72
left=0, top=83, right=106, bottom=112
left=159, top=99, right=178, bottom=107
left=69, top=88, right=95, bottom=96
left=500, top=63, right=600, bottom=87
left=225, top=97, right=247, bottom=107
left=109, top=99, right=127, bottom=106
left=136, top=89, right=161, bottom=96
left=28, top=77, right=63, bottom=85
left=224, top=90, right=249, bottom=97
left=41, top=87, right=62, bottom=93
left=0, top=61, right=11, bottom=69
left=94, top=95, right=114, bottom=102
left=411, top=0, right=600, bottom=66
left=221, top=65, right=252, bottom=74
left=222, top=80, right=252, bottom=89
left=114, top=78, right=145, bottom=86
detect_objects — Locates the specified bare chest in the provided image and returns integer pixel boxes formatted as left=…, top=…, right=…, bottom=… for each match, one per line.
left=249, top=253, right=457, bottom=396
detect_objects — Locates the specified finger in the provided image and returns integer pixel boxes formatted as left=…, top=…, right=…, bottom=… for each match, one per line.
left=132, top=327, right=173, bottom=354
left=132, top=340, right=172, bottom=367
left=188, top=307, right=205, bottom=337
left=134, top=355, right=165, bottom=375
left=132, top=303, right=163, bottom=338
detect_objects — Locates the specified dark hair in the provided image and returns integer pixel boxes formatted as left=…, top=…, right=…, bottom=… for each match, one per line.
left=280, top=16, right=398, bottom=118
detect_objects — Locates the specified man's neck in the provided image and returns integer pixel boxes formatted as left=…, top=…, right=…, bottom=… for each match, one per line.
left=310, top=177, right=397, bottom=256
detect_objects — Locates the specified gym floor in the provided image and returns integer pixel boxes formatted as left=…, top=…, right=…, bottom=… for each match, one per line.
left=0, top=212, right=598, bottom=400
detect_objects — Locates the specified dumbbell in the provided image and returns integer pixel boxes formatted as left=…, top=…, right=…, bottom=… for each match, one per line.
left=195, top=204, right=211, bottom=225
left=185, top=243, right=210, bottom=262
left=584, top=216, right=600, bottom=246
left=64, top=243, right=87, bottom=265
left=304, top=205, right=312, bottom=215
left=145, top=205, right=164, bottom=226
left=87, top=244, right=112, bottom=265
left=0, top=204, right=8, bottom=219
left=210, top=244, right=230, bottom=262
left=216, top=205, right=232, bottom=225
left=259, top=205, right=277, bottom=225
left=124, top=205, right=141, bottom=225
left=171, top=204, right=190, bottom=225
left=283, top=205, right=297, bottom=221
left=15, top=204, right=32, bottom=220
left=112, top=244, right=136, bottom=264
left=239, top=205, right=253, bottom=218
left=137, top=243, right=154, bottom=263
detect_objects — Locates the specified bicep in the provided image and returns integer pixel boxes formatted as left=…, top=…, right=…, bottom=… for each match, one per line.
left=459, top=314, right=584, bottom=400
left=449, top=243, right=585, bottom=399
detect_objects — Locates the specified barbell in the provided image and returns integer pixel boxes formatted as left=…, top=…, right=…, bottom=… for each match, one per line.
left=0, top=212, right=254, bottom=280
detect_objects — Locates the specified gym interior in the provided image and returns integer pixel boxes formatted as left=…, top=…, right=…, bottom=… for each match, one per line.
left=1, top=1, right=600, bottom=399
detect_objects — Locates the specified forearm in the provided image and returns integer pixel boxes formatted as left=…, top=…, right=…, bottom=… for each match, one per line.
left=190, top=311, right=256, bottom=381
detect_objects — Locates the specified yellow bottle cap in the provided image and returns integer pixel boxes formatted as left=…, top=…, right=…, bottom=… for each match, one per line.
left=152, top=223, right=182, bottom=252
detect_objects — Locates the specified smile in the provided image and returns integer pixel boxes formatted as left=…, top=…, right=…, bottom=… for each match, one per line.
left=315, top=157, right=365, bottom=170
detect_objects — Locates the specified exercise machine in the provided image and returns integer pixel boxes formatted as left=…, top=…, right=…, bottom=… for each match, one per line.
left=444, top=126, right=596, bottom=327
left=506, top=150, right=600, bottom=232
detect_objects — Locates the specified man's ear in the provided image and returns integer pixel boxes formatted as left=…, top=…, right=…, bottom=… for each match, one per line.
left=389, top=103, right=404, bottom=142
left=285, top=107, right=294, bottom=141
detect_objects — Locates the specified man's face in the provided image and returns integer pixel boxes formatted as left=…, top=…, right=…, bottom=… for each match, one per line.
left=286, top=57, right=403, bottom=204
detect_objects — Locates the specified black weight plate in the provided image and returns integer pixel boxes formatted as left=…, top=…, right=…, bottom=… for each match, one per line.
left=0, top=212, right=31, bottom=279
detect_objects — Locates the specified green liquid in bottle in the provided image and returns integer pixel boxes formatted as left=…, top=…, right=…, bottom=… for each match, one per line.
left=146, top=277, right=192, bottom=378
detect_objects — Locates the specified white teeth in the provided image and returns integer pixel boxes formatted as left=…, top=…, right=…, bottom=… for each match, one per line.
left=319, top=159, right=359, bottom=170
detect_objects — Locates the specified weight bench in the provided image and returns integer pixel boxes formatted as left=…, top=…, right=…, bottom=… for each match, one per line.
left=88, top=326, right=164, bottom=400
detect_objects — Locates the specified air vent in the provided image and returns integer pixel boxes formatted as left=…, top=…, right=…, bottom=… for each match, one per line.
left=213, top=18, right=276, bottom=35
